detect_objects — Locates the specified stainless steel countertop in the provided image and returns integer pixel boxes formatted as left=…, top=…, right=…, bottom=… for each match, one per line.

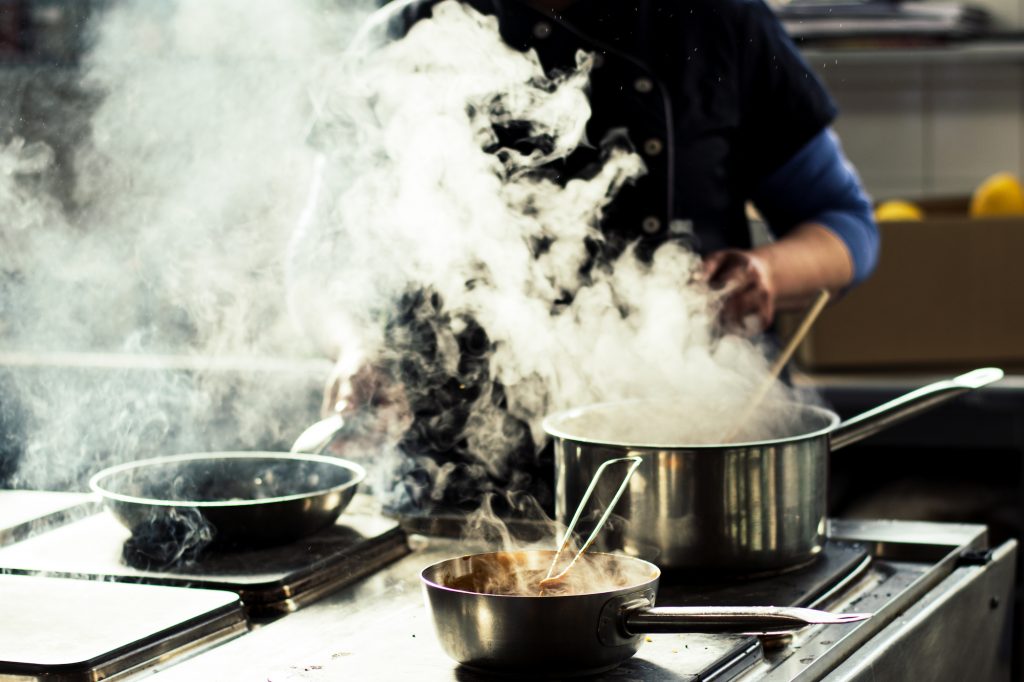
left=144, top=519, right=990, bottom=682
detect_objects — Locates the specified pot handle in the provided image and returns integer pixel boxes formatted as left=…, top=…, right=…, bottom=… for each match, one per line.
left=829, top=367, right=1004, bottom=452
left=622, top=605, right=871, bottom=635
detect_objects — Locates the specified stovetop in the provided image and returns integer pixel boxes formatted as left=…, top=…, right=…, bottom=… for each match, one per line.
left=136, top=519, right=1003, bottom=682
left=658, top=540, right=871, bottom=611
left=0, top=573, right=247, bottom=681
left=0, top=508, right=409, bottom=617
left=0, top=491, right=1011, bottom=682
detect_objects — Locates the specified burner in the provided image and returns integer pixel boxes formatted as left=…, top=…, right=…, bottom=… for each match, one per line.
left=0, top=574, right=246, bottom=680
left=657, top=541, right=871, bottom=609
left=0, top=511, right=409, bottom=617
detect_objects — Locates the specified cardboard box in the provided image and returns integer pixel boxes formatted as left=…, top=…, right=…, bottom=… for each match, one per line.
left=786, top=201, right=1024, bottom=371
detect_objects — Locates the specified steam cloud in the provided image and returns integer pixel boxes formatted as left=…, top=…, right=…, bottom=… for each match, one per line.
left=1, top=0, right=376, bottom=488
left=289, top=0, right=798, bottom=505
left=1, top=0, right=800, bottom=505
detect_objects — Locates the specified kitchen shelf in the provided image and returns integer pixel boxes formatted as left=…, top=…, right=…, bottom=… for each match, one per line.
left=800, top=37, right=1024, bottom=64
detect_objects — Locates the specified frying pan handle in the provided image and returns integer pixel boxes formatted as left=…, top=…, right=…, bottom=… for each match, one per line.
left=829, top=367, right=1004, bottom=452
left=621, top=606, right=871, bottom=635
left=290, top=414, right=346, bottom=454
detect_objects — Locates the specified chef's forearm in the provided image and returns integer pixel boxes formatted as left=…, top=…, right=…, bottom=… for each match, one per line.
left=752, top=222, right=854, bottom=311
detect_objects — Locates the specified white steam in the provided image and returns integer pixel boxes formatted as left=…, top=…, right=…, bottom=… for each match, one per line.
left=1, top=0, right=797, bottom=500
left=290, top=0, right=792, bottom=477
left=1, top=0, right=376, bottom=489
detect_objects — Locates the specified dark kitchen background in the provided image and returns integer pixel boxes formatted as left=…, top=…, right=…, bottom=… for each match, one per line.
left=2, top=0, right=1024, bottom=676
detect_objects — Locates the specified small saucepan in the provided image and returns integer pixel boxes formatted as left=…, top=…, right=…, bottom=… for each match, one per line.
left=421, top=550, right=869, bottom=675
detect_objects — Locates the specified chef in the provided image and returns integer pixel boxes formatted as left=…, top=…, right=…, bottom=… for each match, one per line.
left=394, top=0, right=879, bottom=330
left=329, top=0, right=879, bottom=514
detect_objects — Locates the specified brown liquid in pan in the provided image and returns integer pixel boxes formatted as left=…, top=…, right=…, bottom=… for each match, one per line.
left=439, top=551, right=656, bottom=597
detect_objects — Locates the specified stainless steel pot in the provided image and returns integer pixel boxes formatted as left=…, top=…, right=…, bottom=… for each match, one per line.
left=89, top=452, right=365, bottom=547
left=544, top=368, right=1004, bottom=572
left=421, top=550, right=870, bottom=675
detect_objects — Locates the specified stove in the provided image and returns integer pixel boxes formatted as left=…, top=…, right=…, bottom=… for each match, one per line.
left=0, top=490, right=1015, bottom=681
left=144, top=520, right=1017, bottom=682
left=0, top=574, right=247, bottom=681
left=0, top=509, right=409, bottom=618
left=0, top=492, right=409, bottom=680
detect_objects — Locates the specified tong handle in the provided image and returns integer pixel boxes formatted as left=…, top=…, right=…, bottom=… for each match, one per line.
left=542, top=455, right=643, bottom=585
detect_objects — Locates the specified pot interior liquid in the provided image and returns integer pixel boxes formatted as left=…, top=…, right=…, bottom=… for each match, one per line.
left=437, top=551, right=656, bottom=597
left=547, top=399, right=834, bottom=447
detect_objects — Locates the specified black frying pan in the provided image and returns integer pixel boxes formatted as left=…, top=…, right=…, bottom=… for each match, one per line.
left=89, top=452, right=365, bottom=549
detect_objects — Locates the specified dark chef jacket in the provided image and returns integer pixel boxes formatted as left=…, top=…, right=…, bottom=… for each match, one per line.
left=382, top=0, right=839, bottom=515
left=395, top=0, right=839, bottom=259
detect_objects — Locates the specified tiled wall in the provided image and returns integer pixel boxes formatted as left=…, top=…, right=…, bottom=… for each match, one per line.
left=811, top=59, right=1024, bottom=202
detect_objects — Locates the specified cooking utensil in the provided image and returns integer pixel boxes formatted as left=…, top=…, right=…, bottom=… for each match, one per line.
left=422, top=550, right=870, bottom=675
left=546, top=367, right=1004, bottom=572
left=540, top=456, right=641, bottom=590
left=723, top=289, right=830, bottom=443
left=89, top=452, right=366, bottom=547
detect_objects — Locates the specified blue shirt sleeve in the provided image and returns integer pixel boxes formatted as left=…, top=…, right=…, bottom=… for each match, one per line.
left=751, top=128, right=880, bottom=285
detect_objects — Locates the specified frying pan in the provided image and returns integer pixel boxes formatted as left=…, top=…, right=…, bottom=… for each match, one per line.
left=421, top=550, right=869, bottom=675
left=89, top=451, right=365, bottom=547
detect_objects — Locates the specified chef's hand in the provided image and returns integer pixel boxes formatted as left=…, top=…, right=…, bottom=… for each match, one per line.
left=700, top=249, right=776, bottom=334
left=320, top=361, right=412, bottom=455
left=322, top=362, right=404, bottom=417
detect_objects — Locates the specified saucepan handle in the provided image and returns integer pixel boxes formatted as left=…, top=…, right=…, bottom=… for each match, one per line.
left=622, top=606, right=871, bottom=635
left=829, top=367, right=1004, bottom=452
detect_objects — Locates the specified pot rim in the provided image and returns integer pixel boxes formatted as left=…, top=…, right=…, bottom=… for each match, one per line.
left=542, top=400, right=841, bottom=450
left=88, top=451, right=366, bottom=509
left=420, top=549, right=661, bottom=600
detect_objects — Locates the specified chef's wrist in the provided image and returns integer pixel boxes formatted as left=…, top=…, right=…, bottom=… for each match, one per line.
left=750, top=223, right=853, bottom=308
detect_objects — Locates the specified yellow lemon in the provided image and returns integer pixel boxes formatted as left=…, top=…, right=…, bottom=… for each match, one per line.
left=970, top=172, right=1024, bottom=217
left=874, top=200, right=924, bottom=222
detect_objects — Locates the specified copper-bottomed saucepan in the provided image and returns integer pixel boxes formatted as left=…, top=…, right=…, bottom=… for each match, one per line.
left=421, top=550, right=870, bottom=675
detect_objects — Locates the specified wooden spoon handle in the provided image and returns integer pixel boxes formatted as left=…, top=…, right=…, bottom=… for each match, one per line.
left=723, top=289, right=831, bottom=443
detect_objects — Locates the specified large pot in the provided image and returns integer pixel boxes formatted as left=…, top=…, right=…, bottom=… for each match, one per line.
left=544, top=368, right=1003, bottom=572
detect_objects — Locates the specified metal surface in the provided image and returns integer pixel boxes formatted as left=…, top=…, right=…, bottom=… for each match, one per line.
left=0, top=574, right=247, bottom=681
left=89, top=452, right=365, bottom=546
left=822, top=540, right=1017, bottom=682
left=140, top=519, right=994, bottom=682
left=547, top=369, right=1003, bottom=571
left=0, top=509, right=407, bottom=617
left=0, top=491, right=96, bottom=547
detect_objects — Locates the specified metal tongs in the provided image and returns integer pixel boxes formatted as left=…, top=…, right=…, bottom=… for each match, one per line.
left=539, top=455, right=643, bottom=593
